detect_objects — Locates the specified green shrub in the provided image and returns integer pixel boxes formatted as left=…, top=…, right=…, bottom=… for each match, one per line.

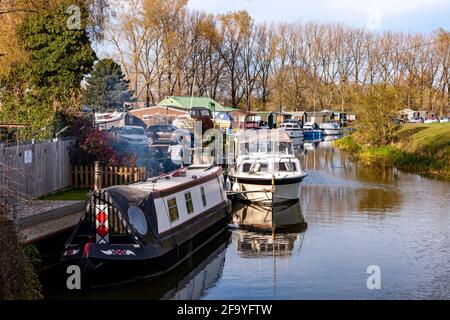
left=334, top=136, right=362, bottom=154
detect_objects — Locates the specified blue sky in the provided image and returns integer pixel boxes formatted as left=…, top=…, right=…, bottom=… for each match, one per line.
left=188, top=0, right=450, bottom=33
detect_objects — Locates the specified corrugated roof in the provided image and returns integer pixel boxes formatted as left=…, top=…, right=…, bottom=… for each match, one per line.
left=158, top=96, right=225, bottom=111
left=216, top=106, right=240, bottom=112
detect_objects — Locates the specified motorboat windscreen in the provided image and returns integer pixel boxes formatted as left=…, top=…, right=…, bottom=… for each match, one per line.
left=236, top=129, right=294, bottom=156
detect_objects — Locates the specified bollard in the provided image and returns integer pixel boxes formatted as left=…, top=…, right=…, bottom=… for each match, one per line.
left=94, top=161, right=102, bottom=191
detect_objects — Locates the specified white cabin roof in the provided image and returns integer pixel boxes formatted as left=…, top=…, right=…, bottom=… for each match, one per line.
left=126, top=166, right=221, bottom=194
left=235, top=129, right=292, bottom=143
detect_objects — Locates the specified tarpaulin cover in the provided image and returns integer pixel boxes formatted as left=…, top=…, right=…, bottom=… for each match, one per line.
left=104, top=186, right=160, bottom=243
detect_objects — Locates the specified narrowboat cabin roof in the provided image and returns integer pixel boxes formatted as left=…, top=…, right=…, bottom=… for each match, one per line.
left=119, top=165, right=222, bottom=197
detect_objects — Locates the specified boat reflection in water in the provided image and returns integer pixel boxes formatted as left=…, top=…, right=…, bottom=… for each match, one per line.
left=232, top=200, right=307, bottom=233
left=232, top=201, right=307, bottom=292
left=161, top=233, right=229, bottom=300
left=322, top=135, right=342, bottom=143
left=235, top=230, right=303, bottom=258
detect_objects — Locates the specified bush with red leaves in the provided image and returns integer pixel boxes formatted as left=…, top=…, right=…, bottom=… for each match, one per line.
left=69, top=116, right=136, bottom=167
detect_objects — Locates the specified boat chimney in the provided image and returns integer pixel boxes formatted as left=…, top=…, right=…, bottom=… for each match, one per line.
left=94, top=161, right=102, bottom=191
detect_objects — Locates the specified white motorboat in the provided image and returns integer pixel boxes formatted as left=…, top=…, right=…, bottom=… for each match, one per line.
left=229, top=130, right=308, bottom=205
left=319, top=123, right=343, bottom=135
left=279, top=122, right=304, bottom=140
left=94, top=111, right=126, bottom=125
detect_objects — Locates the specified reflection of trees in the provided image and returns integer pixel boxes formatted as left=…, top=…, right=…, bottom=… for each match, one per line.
left=352, top=163, right=400, bottom=185
left=301, top=143, right=403, bottom=215
left=302, top=184, right=402, bottom=222
left=303, top=142, right=401, bottom=184
left=303, top=143, right=352, bottom=173
left=356, top=187, right=402, bottom=213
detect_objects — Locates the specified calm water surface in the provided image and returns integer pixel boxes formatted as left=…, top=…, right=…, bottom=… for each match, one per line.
left=41, top=139, right=450, bottom=300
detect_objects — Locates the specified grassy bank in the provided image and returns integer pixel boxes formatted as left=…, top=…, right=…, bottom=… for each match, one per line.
left=39, top=189, right=89, bottom=201
left=335, top=123, right=450, bottom=180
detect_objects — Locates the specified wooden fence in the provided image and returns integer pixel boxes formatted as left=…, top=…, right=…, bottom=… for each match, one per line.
left=0, top=140, right=73, bottom=199
left=70, top=166, right=147, bottom=189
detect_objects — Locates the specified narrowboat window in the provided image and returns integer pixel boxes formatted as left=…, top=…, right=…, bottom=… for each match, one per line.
left=185, top=192, right=194, bottom=214
left=200, top=187, right=207, bottom=207
left=167, top=198, right=179, bottom=222
left=128, top=206, right=148, bottom=236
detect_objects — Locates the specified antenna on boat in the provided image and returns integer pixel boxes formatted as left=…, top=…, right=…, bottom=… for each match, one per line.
left=190, top=69, right=196, bottom=109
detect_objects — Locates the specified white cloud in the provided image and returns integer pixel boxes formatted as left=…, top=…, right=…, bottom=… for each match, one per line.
left=325, top=0, right=448, bottom=17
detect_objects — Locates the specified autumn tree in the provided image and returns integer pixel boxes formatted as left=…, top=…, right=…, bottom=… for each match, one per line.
left=103, top=1, right=450, bottom=115
left=0, top=0, right=96, bottom=139
left=353, top=85, right=401, bottom=146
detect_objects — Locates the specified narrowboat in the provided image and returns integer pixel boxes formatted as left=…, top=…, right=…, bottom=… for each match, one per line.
left=62, top=165, right=231, bottom=275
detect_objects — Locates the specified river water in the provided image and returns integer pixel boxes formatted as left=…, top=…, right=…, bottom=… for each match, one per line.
left=41, top=138, right=450, bottom=300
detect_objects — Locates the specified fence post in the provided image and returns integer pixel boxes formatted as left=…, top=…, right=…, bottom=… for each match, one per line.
left=12, top=203, right=19, bottom=233
left=94, top=161, right=102, bottom=191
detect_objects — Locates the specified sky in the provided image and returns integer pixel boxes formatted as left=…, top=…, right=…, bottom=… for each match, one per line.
left=188, top=0, right=450, bottom=33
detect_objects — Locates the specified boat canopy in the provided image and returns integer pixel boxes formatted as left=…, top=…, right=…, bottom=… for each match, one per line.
left=235, top=129, right=291, bottom=144
left=235, top=129, right=294, bottom=156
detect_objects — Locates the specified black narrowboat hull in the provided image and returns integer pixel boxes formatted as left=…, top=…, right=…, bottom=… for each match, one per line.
left=63, top=200, right=232, bottom=281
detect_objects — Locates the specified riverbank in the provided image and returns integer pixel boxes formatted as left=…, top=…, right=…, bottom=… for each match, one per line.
left=335, top=123, right=450, bottom=180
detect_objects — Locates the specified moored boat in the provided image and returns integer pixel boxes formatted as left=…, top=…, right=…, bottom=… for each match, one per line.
left=279, top=122, right=304, bottom=140
left=62, top=165, right=231, bottom=275
left=229, top=130, right=308, bottom=205
left=303, top=122, right=323, bottom=140
left=319, top=123, right=343, bottom=135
